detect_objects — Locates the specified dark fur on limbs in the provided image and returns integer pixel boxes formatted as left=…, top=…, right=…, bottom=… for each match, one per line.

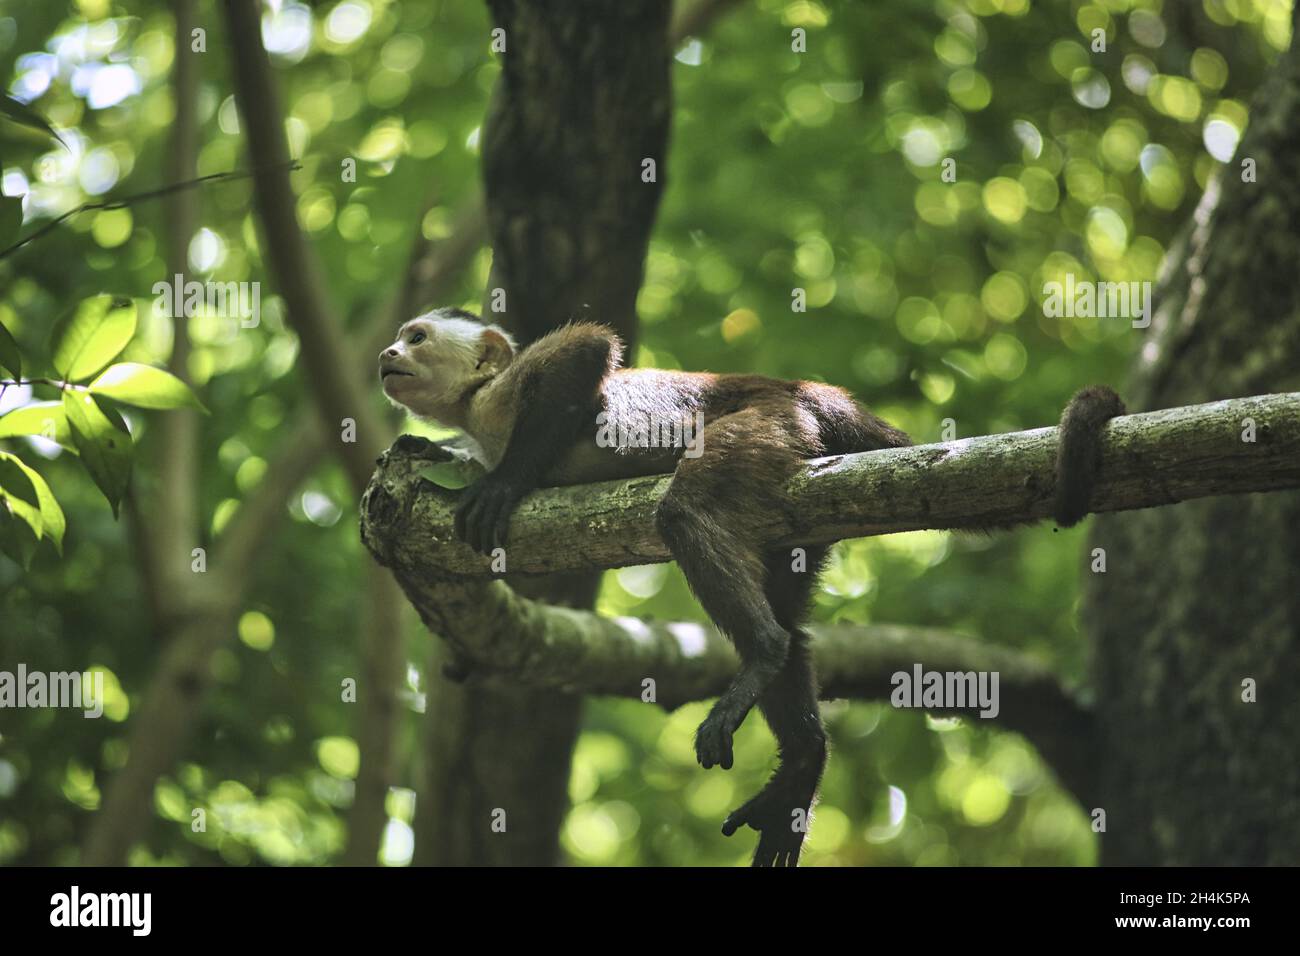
left=718, top=547, right=830, bottom=866
left=650, top=397, right=898, bottom=866
left=456, top=329, right=617, bottom=553
left=445, top=321, right=909, bottom=865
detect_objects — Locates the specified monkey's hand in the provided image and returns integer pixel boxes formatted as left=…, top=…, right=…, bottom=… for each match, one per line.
left=454, top=473, right=529, bottom=555
left=723, top=777, right=814, bottom=868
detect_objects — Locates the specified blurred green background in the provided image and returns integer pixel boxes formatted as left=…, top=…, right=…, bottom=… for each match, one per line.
left=0, top=0, right=1289, bottom=865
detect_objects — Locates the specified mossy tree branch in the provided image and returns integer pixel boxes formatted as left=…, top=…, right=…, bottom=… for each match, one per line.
left=364, top=391, right=1300, bottom=577
left=366, top=540, right=1095, bottom=802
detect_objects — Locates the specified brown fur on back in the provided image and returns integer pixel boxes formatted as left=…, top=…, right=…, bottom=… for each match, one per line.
left=468, top=321, right=912, bottom=483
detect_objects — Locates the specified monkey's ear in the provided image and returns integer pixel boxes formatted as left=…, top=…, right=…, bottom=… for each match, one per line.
left=476, top=328, right=515, bottom=372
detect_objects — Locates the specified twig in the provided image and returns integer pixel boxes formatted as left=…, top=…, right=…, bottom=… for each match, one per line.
left=0, top=160, right=301, bottom=261
left=0, top=377, right=64, bottom=388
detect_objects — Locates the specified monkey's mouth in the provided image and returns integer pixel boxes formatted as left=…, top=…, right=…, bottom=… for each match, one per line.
left=380, top=367, right=415, bottom=381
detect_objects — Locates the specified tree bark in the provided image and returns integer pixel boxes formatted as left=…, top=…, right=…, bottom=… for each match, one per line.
left=364, top=393, right=1300, bottom=575
left=480, top=0, right=671, bottom=346
left=364, top=528, right=1097, bottom=804
left=153, top=0, right=202, bottom=595
left=1084, top=22, right=1300, bottom=864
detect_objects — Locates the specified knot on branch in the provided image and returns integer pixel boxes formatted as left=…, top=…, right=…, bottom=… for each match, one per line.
left=360, top=436, right=475, bottom=572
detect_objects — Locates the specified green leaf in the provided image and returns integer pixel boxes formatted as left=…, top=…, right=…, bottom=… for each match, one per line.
left=62, top=389, right=132, bottom=516
left=0, top=402, right=74, bottom=449
left=0, top=195, right=22, bottom=250
left=0, top=502, right=38, bottom=569
left=52, top=295, right=137, bottom=383
left=17, top=460, right=64, bottom=554
left=418, top=461, right=477, bottom=490
left=90, top=363, right=205, bottom=411
left=0, top=94, right=61, bottom=144
left=0, top=451, right=41, bottom=541
left=0, top=314, right=19, bottom=379
left=0, top=451, right=62, bottom=554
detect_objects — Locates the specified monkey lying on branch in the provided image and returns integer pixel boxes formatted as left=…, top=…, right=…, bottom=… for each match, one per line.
left=377, top=307, right=1122, bottom=867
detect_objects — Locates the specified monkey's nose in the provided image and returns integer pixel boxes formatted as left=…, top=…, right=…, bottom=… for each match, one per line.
left=382, top=347, right=399, bottom=359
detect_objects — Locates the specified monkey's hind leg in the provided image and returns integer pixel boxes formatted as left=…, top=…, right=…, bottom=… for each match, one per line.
left=654, top=410, right=806, bottom=774
left=722, top=548, right=830, bottom=867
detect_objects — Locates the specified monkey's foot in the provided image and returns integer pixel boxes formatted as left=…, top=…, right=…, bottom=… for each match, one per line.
left=722, top=783, right=813, bottom=867
left=694, top=714, right=735, bottom=771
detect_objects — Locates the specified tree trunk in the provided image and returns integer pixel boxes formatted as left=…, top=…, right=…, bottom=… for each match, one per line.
left=1085, top=22, right=1300, bottom=864
left=413, top=0, right=671, bottom=865
left=479, top=0, right=671, bottom=347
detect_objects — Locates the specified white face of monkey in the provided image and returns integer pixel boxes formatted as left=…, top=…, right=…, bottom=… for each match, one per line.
left=379, top=311, right=516, bottom=423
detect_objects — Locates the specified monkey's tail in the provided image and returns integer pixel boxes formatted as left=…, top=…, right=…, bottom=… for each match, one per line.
left=1053, top=385, right=1126, bottom=528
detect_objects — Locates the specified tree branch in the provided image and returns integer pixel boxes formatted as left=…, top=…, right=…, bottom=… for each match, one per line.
left=342, top=564, right=407, bottom=865
left=224, top=0, right=387, bottom=491
left=377, top=568, right=1095, bottom=803
left=152, top=0, right=203, bottom=602
left=83, top=606, right=238, bottom=865
left=363, top=392, right=1300, bottom=576
left=211, top=417, right=329, bottom=573
left=0, top=162, right=298, bottom=262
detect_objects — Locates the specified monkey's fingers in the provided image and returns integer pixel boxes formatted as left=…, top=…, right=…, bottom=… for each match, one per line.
left=694, top=718, right=735, bottom=771
left=455, top=480, right=522, bottom=554
left=468, top=496, right=492, bottom=554
left=455, top=500, right=481, bottom=551
left=480, top=487, right=517, bottom=554
left=490, top=494, right=514, bottom=552
left=721, top=794, right=764, bottom=836
left=454, top=490, right=492, bottom=554
left=755, top=839, right=803, bottom=867
left=474, top=498, right=499, bottom=555
left=749, top=824, right=806, bottom=867
left=453, top=487, right=478, bottom=543
left=724, top=784, right=811, bottom=866
left=726, top=818, right=806, bottom=867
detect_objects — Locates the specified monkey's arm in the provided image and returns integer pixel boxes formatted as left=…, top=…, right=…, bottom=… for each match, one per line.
left=455, top=327, right=619, bottom=554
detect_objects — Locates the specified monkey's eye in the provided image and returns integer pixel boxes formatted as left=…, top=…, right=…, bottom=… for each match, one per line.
left=409, top=331, right=427, bottom=345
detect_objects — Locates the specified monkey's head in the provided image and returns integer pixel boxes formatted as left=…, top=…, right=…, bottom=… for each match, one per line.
left=379, top=308, right=517, bottom=423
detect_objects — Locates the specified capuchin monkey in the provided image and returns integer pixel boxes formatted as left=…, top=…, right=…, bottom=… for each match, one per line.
left=378, top=306, right=1123, bottom=866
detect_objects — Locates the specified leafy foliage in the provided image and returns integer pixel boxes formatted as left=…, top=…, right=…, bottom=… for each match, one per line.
left=0, top=90, right=62, bottom=142
left=1, top=293, right=200, bottom=528
left=51, top=295, right=137, bottom=383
